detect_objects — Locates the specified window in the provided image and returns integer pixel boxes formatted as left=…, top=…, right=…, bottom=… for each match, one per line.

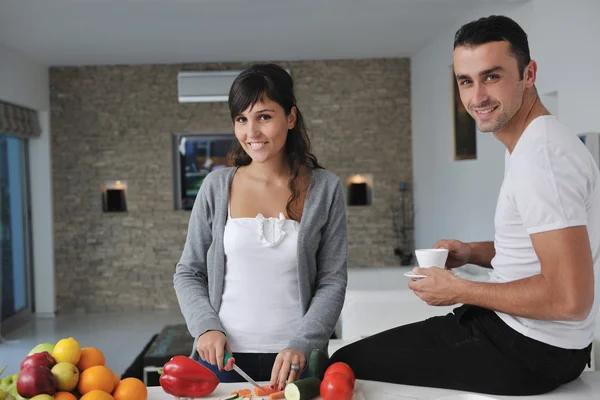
left=0, top=134, right=32, bottom=327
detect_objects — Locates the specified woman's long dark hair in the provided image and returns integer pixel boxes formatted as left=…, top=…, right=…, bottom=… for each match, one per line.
left=228, top=63, right=323, bottom=221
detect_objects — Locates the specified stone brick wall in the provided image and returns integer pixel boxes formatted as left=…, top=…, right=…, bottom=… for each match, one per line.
left=50, top=59, right=413, bottom=313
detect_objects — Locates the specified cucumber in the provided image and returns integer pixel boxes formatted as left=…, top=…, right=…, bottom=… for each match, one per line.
left=308, top=348, right=330, bottom=379
left=284, top=377, right=321, bottom=400
left=219, top=395, right=239, bottom=400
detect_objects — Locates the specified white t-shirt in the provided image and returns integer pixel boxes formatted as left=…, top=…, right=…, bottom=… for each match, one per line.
left=219, top=207, right=303, bottom=353
left=491, top=115, right=600, bottom=349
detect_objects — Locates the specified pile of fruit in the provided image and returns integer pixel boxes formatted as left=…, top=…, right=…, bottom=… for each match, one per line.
left=0, top=337, right=147, bottom=400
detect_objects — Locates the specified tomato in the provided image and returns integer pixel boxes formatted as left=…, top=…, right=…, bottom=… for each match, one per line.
left=324, top=362, right=356, bottom=385
left=320, top=372, right=354, bottom=400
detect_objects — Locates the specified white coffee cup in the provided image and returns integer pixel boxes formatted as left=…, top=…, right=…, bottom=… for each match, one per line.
left=415, top=248, right=449, bottom=268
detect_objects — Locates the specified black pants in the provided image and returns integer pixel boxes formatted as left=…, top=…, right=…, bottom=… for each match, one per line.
left=330, top=305, right=592, bottom=396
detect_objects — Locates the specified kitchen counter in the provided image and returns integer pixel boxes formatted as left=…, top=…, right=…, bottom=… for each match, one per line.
left=147, top=372, right=600, bottom=399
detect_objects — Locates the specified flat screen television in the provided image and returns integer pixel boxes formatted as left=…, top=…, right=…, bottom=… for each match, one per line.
left=172, top=133, right=237, bottom=210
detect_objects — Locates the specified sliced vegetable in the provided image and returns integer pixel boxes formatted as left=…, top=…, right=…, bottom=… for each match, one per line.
left=220, top=395, right=239, bottom=400
left=254, top=384, right=280, bottom=396
left=228, top=388, right=253, bottom=398
left=308, top=348, right=330, bottom=380
left=284, top=377, right=321, bottom=400
left=269, top=390, right=285, bottom=400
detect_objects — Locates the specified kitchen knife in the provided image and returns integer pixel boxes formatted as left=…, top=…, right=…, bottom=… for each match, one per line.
left=224, top=351, right=261, bottom=388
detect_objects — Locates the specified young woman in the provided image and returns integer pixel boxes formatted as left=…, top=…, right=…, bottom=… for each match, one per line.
left=174, top=63, right=348, bottom=390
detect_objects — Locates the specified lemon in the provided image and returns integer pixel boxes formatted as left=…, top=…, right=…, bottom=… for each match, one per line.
left=53, top=337, right=82, bottom=365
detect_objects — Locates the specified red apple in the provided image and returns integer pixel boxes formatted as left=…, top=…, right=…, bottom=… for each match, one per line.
left=20, top=351, right=56, bottom=371
left=16, top=366, right=57, bottom=397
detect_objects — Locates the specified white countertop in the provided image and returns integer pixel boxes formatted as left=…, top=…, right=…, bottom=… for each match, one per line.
left=147, top=372, right=600, bottom=399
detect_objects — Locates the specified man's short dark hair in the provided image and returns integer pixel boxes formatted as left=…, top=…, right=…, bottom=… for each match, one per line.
left=454, top=15, right=531, bottom=79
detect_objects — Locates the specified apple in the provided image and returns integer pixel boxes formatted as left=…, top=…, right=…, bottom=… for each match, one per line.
left=27, top=343, right=55, bottom=357
left=0, top=389, right=15, bottom=400
left=20, top=352, right=56, bottom=371
left=51, top=362, right=79, bottom=391
left=29, top=395, right=53, bottom=400
left=7, top=385, right=25, bottom=400
left=0, top=374, right=18, bottom=393
left=16, top=366, right=56, bottom=398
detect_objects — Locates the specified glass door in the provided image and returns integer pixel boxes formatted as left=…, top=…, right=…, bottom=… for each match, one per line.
left=0, top=133, right=33, bottom=334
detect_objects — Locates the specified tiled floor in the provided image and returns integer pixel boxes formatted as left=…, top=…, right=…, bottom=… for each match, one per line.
left=0, top=311, right=186, bottom=377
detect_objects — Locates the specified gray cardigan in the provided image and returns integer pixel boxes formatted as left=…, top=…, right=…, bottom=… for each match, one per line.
left=173, top=166, right=348, bottom=360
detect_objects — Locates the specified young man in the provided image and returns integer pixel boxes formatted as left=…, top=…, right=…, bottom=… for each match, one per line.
left=330, top=15, right=600, bottom=396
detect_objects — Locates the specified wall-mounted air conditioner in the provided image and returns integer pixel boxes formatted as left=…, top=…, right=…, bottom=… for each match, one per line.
left=178, top=70, right=242, bottom=103
left=177, top=68, right=291, bottom=103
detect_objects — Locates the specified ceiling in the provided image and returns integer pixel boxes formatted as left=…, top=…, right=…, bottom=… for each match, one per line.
left=0, top=0, right=527, bottom=67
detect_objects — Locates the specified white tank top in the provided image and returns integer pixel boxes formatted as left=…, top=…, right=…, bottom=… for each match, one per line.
left=219, top=204, right=303, bottom=353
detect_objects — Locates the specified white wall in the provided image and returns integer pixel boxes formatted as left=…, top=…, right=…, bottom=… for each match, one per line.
left=0, top=43, right=55, bottom=315
left=527, top=0, right=600, bottom=135
left=0, top=44, right=49, bottom=111
left=29, top=111, right=56, bottom=316
left=411, top=0, right=600, bottom=249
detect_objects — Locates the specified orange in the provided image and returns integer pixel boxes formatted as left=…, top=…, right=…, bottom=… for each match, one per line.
left=113, top=377, right=147, bottom=400
left=77, top=347, right=106, bottom=371
left=54, top=392, right=78, bottom=400
left=113, top=372, right=120, bottom=388
left=80, top=390, right=115, bottom=400
left=78, top=365, right=116, bottom=395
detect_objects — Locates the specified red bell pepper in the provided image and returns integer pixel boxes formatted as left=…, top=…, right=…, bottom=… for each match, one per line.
left=159, top=355, right=220, bottom=397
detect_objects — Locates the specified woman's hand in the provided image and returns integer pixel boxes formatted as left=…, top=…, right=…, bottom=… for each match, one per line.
left=270, top=348, right=306, bottom=391
left=196, top=330, right=233, bottom=371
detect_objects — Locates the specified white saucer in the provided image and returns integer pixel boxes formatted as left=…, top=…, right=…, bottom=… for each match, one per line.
left=404, top=271, right=427, bottom=279
left=404, top=270, right=463, bottom=279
